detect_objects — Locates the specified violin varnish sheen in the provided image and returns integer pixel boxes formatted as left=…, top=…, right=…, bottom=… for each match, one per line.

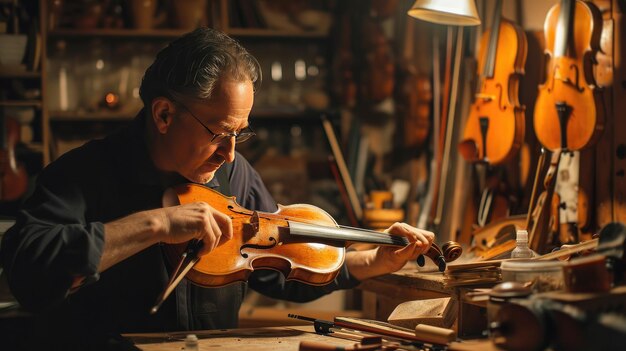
left=164, top=184, right=345, bottom=287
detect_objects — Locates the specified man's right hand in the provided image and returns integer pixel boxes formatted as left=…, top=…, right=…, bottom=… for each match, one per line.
left=158, top=202, right=233, bottom=256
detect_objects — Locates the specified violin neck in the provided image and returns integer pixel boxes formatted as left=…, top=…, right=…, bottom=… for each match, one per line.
left=554, top=0, right=574, bottom=57
left=287, top=221, right=408, bottom=247
left=484, top=0, right=503, bottom=79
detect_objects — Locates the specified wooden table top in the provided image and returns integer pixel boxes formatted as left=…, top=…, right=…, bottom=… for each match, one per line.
left=126, top=325, right=355, bottom=351
left=125, top=325, right=498, bottom=351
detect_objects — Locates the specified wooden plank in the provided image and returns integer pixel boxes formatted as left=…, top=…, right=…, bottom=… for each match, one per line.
left=358, top=268, right=454, bottom=300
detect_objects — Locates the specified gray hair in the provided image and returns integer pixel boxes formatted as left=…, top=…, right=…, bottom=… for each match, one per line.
left=139, top=27, right=261, bottom=106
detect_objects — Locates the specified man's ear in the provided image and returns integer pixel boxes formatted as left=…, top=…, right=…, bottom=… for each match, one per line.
left=151, top=97, right=175, bottom=133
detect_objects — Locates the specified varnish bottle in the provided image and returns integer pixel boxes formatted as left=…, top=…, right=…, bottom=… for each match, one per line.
left=510, top=230, right=535, bottom=258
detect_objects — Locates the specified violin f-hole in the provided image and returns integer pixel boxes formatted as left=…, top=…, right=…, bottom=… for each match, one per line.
left=566, top=64, right=584, bottom=92
left=496, top=83, right=506, bottom=111
left=240, top=237, right=277, bottom=258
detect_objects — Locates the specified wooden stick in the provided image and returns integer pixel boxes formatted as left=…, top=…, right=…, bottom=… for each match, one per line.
left=322, top=117, right=363, bottom=220
left=328, top=155, right=359, bottom=227
left=335, top=317, right=456, bottom=346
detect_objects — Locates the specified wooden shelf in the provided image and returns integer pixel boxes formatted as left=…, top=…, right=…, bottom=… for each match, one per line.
left=226, top=28, right=328, bottom=38
left=48, top=28, right=188, bottom=38
left=49, top=109, right=325, bottom=121
left=23, top=142, right=44, bottom=153
left=0, top=70, right=41, bottom=79
left=251, top=107, right=328, bottom=120
left=47, top=27, right=327, bottom=39
left=0, top=100, right=42, bottom=107
left=49, top=110, right=136, bottom=121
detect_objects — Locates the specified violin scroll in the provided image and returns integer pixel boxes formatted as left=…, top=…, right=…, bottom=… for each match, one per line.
left=441, top=241, right=463, bottom=261
left=417, top=241, right=463, bottom=272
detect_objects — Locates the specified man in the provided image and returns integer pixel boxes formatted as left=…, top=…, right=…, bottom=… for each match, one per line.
left=1, top=28, right=434, bottom=349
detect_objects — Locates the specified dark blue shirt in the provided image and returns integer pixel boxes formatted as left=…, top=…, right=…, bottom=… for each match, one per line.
left=0, top=112, right=359, bottom=349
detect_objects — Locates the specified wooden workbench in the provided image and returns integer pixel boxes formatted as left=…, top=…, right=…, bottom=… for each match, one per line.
left=126, top=325, right=350, bottom=351
left=125, top=325, right=497, bottom=351
left=358, top=266, right=493, bottom=338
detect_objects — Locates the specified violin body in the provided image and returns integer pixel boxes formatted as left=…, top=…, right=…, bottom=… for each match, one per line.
left=460, top=18, right=527, bottom=165
left=165, top=184, right=346, bottom=287
left=164, top=184, right=462, bottom=288
left=0, top=116, right=28, bottom=201
left=534, top=0, right=604, bottom=151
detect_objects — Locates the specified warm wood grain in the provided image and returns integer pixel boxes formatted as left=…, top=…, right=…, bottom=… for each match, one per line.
left=126, top=326, right=353, bottom=351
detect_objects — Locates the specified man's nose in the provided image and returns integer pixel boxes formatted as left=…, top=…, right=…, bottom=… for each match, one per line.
left=216, top=137, right=236, bottom=163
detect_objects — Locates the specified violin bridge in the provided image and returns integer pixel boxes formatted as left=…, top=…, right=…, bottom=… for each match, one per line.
left=243, top=211, right=260, bottom=239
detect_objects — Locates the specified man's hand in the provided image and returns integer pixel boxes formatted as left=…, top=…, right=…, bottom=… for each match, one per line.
left=375, top=222, right=435, bottom=273
left=345, top=222, right=435, bottom=281
left=100, top=201, right=232, bottom=273
left=159, top=202, right=233, bottom=256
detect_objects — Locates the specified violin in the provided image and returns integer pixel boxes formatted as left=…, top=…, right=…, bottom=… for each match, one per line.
left=0, top=113, right=28, bottom=201
left=533, top=0, right=604, bottom=151
left=152, top=184, right=462, bottom=312
left=459, top=0, right=527, bottom=165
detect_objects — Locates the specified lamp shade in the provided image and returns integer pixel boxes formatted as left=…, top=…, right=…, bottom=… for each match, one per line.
left=408, top=0, right=481, bottom=26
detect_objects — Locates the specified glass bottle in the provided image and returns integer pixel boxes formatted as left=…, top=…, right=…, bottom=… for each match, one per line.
left=510, top=229, right=536, bottom=258
left=46, top=40, right=78, bottom=112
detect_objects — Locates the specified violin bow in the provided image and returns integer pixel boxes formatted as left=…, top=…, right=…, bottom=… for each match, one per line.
left=150, top=240, right=202, bottom=314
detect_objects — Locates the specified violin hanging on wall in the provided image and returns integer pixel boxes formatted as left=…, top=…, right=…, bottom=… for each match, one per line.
left=533, top=0, right=604, bottom=152
left=459, top=0, right=527, bottom=165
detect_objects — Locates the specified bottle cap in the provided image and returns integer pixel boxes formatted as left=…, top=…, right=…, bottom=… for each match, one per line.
left=516, top=230, right=528, bottom=242
left=185, top=334, right=198, bottom=346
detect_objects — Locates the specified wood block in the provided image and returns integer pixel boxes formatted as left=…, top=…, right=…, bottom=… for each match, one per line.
left=386, top=297, right=457, bottom=329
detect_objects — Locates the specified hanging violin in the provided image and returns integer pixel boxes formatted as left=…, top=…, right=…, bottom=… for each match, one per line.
left=459, top=0, right=527, bottom=165
left=533, top=0, right=604, bottom=151
left=151, top=184, right=462, bottom=313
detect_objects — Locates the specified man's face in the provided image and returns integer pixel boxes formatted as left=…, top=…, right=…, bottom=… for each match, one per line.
left=161, top=79, right=254, bottom=183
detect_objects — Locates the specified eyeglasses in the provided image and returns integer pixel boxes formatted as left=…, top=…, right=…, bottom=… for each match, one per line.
left=171, top=98, right=255, bottom=145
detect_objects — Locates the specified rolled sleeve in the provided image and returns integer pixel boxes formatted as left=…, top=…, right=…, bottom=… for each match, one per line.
left=1, top=179, right=106, bottom=312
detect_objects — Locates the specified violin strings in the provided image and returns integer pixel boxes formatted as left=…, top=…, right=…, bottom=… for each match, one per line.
left=233, top=209, right=409, bottom=245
